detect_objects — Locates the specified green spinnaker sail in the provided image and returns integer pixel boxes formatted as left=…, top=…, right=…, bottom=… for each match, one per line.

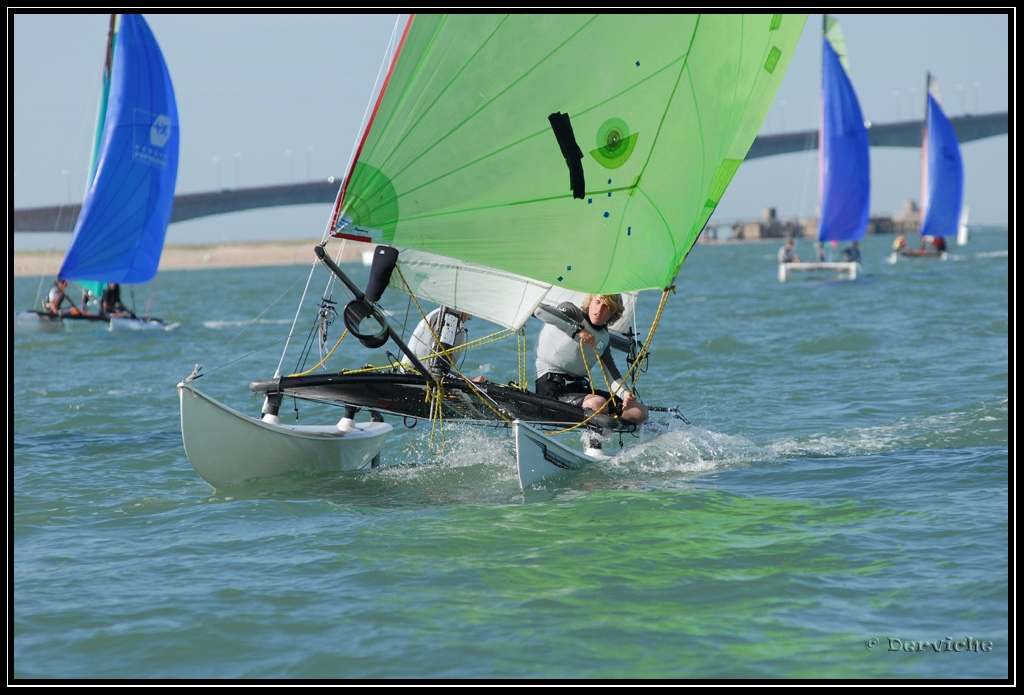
left=332, top=14, right=807, bottom=295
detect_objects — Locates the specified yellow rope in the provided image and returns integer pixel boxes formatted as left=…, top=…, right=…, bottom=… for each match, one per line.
left=544, top=287, right=674, bottom=436
left=393, top=266, right=517, bottom=452
left=622, top=286, right=674, bottom=392
left=288, top=329, right=349, bottom=377
left=517, top=328, right=528, bottom=390
left=544, top=337, right=606, bottom=433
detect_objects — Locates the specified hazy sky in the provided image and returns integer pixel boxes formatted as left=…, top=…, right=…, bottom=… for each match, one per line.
left=12, top=13, right=1010, bottom=251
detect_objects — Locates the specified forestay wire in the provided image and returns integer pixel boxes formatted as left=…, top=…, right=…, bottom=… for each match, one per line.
left=273, top=14, right=406, bottom=379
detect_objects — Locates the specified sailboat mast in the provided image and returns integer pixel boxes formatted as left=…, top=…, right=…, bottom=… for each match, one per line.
left=86, top=14, right=118, bottom=193
left=921, top=71, right=931, bottom=230
left=104, top=14, right=116, bottom=78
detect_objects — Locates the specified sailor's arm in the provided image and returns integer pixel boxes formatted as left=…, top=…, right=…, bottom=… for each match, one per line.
left=534, top=302, right=586, bottom=337
left=534, top=302, right=634, bottom=351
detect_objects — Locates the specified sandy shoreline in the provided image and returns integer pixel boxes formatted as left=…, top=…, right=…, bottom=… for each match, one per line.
left=12, top=239, right=375, bottom=278
left=12, top=235, right=776, bottom=279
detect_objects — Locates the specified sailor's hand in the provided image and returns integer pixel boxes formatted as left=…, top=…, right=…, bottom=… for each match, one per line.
left=621, top=392, right=636, bottom=409
left=578, top=329, right=596, bottom=347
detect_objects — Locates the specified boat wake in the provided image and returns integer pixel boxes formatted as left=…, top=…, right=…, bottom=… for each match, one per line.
left=202, top=318, right=292, bottom=329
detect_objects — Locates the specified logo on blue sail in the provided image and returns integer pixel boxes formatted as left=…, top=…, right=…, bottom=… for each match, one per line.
left=133, top=109, right=172, bottom=169
left=150, top=115, right=171, bottom=147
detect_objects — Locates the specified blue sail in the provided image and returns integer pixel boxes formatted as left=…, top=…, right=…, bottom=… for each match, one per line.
left=58, top=14, right=179, bottom=285
left=818, top=30, right=870, bottom=243
left=919, top=92, right=964, bottom=239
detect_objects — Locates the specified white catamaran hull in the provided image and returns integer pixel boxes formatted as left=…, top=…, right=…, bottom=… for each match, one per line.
left=178, top=382, right=392, bottom=488
left=13, top=311, right=173, bottom=333
left=778, top=261, right=859, bottom=282
left=109, top=316, right=176, bottom=331
left=887, top=251, right=948, bottom=264
left=13, top=311, right=67, bottom=334
left=514, top=419, right=606, bottom=489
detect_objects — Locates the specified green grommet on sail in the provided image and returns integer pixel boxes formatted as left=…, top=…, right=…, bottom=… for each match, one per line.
left=590, top=117, right=638, bottom=170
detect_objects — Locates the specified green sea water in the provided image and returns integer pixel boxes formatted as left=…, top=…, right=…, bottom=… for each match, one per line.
left=13, top=229, right=1008, bottom=680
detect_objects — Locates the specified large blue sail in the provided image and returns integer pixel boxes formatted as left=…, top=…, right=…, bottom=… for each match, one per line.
left=818, top=20, right=870, bottom=243
left=919, top=91, right=964, bottom=239
left=58, top=14, right=179, bottom=285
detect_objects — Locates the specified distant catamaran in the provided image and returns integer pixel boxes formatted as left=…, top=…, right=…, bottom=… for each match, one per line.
left=779, top=14, right=867, bottom=282
left=889, top=72, right=965, bottom=263
left=15, top=14, right=179, bottom=333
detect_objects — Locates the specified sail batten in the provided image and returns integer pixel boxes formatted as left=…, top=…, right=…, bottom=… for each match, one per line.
left=333, top=14, right=807, bottom=295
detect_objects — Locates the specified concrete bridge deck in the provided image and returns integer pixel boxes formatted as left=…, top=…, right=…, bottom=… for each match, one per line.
left=13, top=111, right=1007, bottom=234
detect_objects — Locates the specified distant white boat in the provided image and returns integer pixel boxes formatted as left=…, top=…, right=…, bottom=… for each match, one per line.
left=957, top=205, right=971, bottom=246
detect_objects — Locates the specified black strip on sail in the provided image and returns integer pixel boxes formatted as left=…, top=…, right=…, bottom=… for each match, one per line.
left=548, top=112, right=585, bottom=200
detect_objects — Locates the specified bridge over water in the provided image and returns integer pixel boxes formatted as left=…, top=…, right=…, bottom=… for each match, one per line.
left=13, top=111, right=1007, bottom=234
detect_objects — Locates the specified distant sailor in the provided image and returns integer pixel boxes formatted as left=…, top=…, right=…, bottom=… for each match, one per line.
left=534, top=294, right=648, bottom=431
left=778, top=238, right=800, bottom=263
left=46, top=279, right=68, bottom=314
left=100, top=283, right=134, bottom=317
left=842, top=241, right=862, bottom=263
left=893, top=232, right=910, bottom=255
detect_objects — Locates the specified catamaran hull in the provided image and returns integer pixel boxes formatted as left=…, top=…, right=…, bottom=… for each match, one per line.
left=887, top=251, right=948, bottom=264
left=515, top=419, right=601, bottom=489
left=178, top=381, right=392, bottom=488
left=13, top=311, right=70, bottom=333
left=13, top=310, right=170, bottom=333
left=778, top=261, right=860, bottom=282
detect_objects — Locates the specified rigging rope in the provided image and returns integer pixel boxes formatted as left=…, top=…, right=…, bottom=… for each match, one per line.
left=393, top=265, right=516, bottom=453
left=544, top=286, right=674, bottom=436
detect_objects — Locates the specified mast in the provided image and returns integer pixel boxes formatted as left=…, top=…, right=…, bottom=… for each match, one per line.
left=920, top=71, right=931, bottom=233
